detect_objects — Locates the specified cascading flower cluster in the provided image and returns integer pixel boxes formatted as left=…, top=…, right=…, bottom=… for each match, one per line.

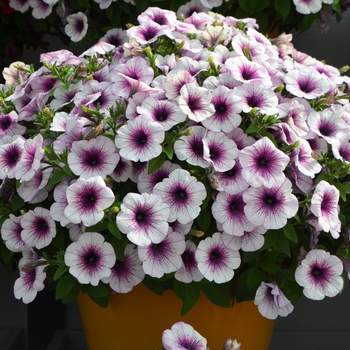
left=1, top=6, right=350, bottom=321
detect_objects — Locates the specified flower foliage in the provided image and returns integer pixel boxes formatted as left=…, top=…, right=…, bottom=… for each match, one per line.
left=1, top=6, right=350, bottom=320
left=1, top=0, right=350, bottom=71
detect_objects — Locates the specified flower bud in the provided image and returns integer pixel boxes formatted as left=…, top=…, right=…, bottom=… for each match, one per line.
left=339, top=65, right=350, bottom=74
left=189, top=229, right=204, bottom=237
left=20, top=259, right=47, bottom=273
left=222, top=338, right=241, bottom=350
left=274, top=84, right=284, bottom=93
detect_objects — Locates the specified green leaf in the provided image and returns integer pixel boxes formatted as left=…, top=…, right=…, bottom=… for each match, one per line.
left=56, top=274, right=77, bottom=300
left=273, top=232, right=291, bottom=257
left=173, top=280, right=201, bottom=315
left=259, top=260, right=280, bottom=273
left=78, top=0, right=91, bottom=9
left=281, top=279, right=303, bottom=304
left=242, top=250, right=263, bottom=263
left=283, top=223, right=298, bottom=243
left=48, top=169, right=68, bottom=187
left=11, top=194, right=24, bottom=212
left=0, top=242, right=13, bottom=264
left=300, top=13, right=319, bottom=33
left=247, top=266, right=261, bottom=290
left=61, top=281, right=81, bottom=304
left=261, top=230, right=278, bottom=249
left=148, top=153, right=166, bottom=174
left=163, top=145, right=174, bottom=160
left=53, top=265, right=69, bottom=281
left=62, top=165, right=73, bottom=176
left=105, top=3, right=114, bottom=21
left=143, top=279, right=166, bottom=295
left=238, top=0, right=269, bottom=14
left=334, top=182, right=347, bottom=202
left=89, top=294, right=110, bottom=308
left=315, top=173, right=331, bottom=184
left=134, top=0, right=149, bottom=13
left=201, top=283, right=230, bottom=308
left=85, top=220, right=109, bottom=232
left=275, top=0, right=291, bottom=20
left=253, top=11, right=269, bottom=33
left=196, top=208, right=211, bottom=232
left=111, top=236, right=129, bottom=261
left=85, top=283, right=110, bottom=299
left=108, top=221, right=122, bottom=240
left=245, top=123, right=259, bottom=134
left=332, top=1, right=342, bottom=15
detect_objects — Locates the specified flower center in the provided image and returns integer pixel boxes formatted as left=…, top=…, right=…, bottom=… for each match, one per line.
left=84, top=250, right=99, bottom=267
left=257, top=155, right=269, bottom=168
left=0, top=115, right=11, bottom=131
left=190, top=139, right=203, bottom=155
left=182, top=250, right=195, bottom=267
left=311, top=266, right=324, bottom=280
left=187, top=96, right=201, bottom=112
left=173, top=187, right=188, bottom=202
left=209, top=248, right=222, bottom=263
left=263, top=193, right=278, bottom=207
left=246, top=94, right=263, bottom=108
left=154, top=106, right=169, bottom=121
left=209, top=145, right=221, bottom=161
left=298, top=79, right=315, bottom=93
left=214, top=101, right=227, bottom=115
left=6, top=145, right=21, bottom=166
left=134, top=130, right=148, bottom=147
left=82, top=190, right=97, bottom=208
left=135, top=207, right=150, bottom=226
left=84, top=151, right=100, bottom=167
left=35, top=218, right=49, bottom=234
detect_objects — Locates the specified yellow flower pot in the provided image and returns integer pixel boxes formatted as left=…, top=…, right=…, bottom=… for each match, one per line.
left=77, top=283, right=274, bottom=349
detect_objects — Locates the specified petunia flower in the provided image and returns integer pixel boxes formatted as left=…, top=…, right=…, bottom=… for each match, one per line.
left=202, top=130, right=238, bottom=172
left=310, top=180, right=341, bottom=238
left=14, top=250, right=47, bottom=304
left=17, top=163, right=53, bottom=203
left=0, top=135, right=25, bottom=179
left=29, top=0, right=53, bottom=19
left=174, top=126, right=209, bottom=168
left=116, top=192, right=170, bottom=247
left=64, top=232, right=116, bottom=286
left=238, top=136, right=290, bottom=188
left=65, top=12, right=88, bottom=42
left=284, top=67, right=330, bottom=99
left=212, top=191, right=255, bottom=236
left=0, top=111, right=26, bottom=140
left=138, top=230, right=186, bottom=278
left=115, top=114, right=164, bottom=162
left=201, top=85, right=242, bottom=132
left=232, top=80, right=279, bottom=115
left=254, top=282, right=294, bottom=319
left=1, top=214, right=30, bottom=252
left=64, top=176, right=115, bottom=227
left=222, top=226, right=267, bottom=252
left=68, top=136, right=120, bottom=179
left=162, top=321, right=207, bottom=350
left=178, top=84, right=215, bottom=122
left=153, top=168, right=207, bottom=224
left=137, top=160, right=181, bottom=194
left=101, top=244, right=145, bottom=293
left=295, top=249, right=344, bottom=300
left=20, top=207, right=57, bottom=249
left=243, top=178, right=299, bottom=230
left=175, top=240, right=204, bottom=283
left=195, top=232, right=241, bottom=283
left=14, top=133, right=44, bottom=182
